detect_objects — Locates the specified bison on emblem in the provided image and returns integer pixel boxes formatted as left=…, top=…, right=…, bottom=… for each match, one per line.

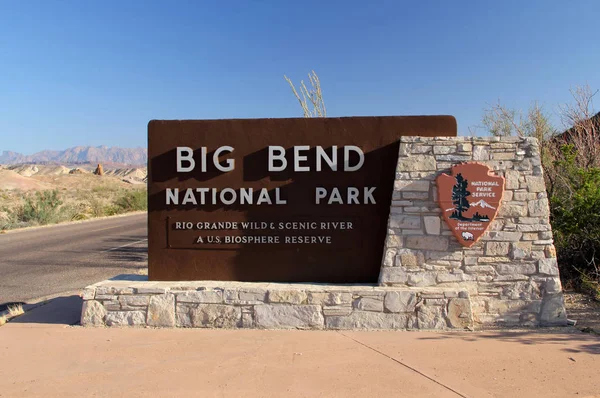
left=461, top=231, right=474, bottom=241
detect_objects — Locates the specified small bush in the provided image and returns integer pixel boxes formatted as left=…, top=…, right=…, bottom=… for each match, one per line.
left=0, top=208, right=21, bottom=231
left=7, top=304, right=24, bottom=317
left=114, top=189, right=147, bottom=213
left=20, top=190, right=65, bottom=226
left=550, top=145, right=600, bottom=286
left=87, top=195, right=108, bottom=218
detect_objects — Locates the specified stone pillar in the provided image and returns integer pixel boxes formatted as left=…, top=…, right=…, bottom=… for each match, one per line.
left=379, top=136, right=567, bottom=327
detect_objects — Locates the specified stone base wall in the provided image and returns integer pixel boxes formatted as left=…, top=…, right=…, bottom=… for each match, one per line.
left=379, top=136, right=567, bottom=327
left=81, top=277, right=473, bottom=330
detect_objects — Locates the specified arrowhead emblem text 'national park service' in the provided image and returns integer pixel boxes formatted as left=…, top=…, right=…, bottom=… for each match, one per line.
left=436, top=162, right=505, bottom=247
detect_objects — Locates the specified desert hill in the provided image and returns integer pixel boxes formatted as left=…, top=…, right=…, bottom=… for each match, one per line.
left=0, top=169, right=53, bottom=191
left=2, top=164, right=147, bottom=185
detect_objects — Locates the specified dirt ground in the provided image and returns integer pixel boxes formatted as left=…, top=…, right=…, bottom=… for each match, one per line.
left=564, top=291, right=600, bottom=333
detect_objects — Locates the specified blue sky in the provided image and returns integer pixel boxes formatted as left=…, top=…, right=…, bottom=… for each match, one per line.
left=1, top=0, right=599, bottom=154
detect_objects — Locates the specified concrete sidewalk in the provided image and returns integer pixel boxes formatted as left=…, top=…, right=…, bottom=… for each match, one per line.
left=1, top=296, right=599, bottom=398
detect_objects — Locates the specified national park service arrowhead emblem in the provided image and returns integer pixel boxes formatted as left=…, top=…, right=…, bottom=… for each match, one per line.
left=436, top=162, right=505, bottom=247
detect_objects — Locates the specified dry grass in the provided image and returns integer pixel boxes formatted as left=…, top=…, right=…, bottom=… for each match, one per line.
left=7, top=304, right=24, bottom=317
left=135, top=268, right=148, bottom=275
left=284, top=71, right=326, bottom=118
left=0, top=304, right=24, bottom=327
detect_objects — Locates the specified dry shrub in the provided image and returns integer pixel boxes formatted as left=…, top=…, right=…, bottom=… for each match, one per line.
left=482, top=85, right=600, bottom=291
left=284, top=70, right=327, bottom=118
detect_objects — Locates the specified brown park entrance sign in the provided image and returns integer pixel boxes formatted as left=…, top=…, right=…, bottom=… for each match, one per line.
left=148, top=116, right=457, bottom=282
left=436, top=162, right=505, bottom=247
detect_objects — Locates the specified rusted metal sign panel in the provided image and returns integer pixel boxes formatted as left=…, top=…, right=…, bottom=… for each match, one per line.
left=148, top=116, right=456, bottom=282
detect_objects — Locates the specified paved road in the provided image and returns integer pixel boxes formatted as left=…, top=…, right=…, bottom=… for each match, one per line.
left=0, top=213, right=147, bottom=305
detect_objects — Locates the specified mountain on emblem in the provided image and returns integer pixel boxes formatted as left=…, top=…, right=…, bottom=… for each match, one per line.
left=470, top=199, right=496, bottom=209
left=436, top=162, right=505, bottom=247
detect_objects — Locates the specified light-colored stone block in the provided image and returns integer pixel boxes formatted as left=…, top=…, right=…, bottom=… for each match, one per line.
left=423, top=216, right=441, bottom=235
left=119, top=295, right=150, bottom=308
left=472, top=146, right=489, bottom=160
left=544, top=278, right=562, bottom=294
left=499, top=204, right=528, bottom=217
left=505, top=170, right=520, bottom=189
left=307, top=292, right=352, bottom=306
left=417, top=305, right=447, bottom=329
left=254, top=305, right=324, bottom=329
left=268, top=290, right=307, bottom=305
left=538, top=258, right=559, bottom=276
left=147, top=294, right=175, bottom=327
left=407, top=272, right=437, bottom=287
left=82, top=288, right=95, bottom=300
left=238, top=291, right=267, bottom=303
left=384, top=291, right=417, bottom=313
left=487, top=231, right=523, bottom=241
left=511, top=242, right=532, bottom=259
left=496, top=263, right=537, bottom=275
left=323, top=306, right=353, bottom=316
left=354, top=297, right=384, bottom=312
left=105, top=311, right=146, bottom=326
left=525, top=175, right=546, bottom=193
left=176, top=305, right=192, bottom=327
left=397, top=155, right=436, bottom=172
left=326, top=312, right=410, bottom=330
left=540, top=294, right=567, bottom=326
left=437, top=273, right=465, bottom=283
left=458, top=143, right=472, bottom=152
left=135, top=287, right=167, bottom=294
left=485, top=242, right=510, bottom=256
left=385, top=234, right=403, bottom=248
left=394, top=180, right=430, bottom=192
left=176, top=290, right=223, bottom=304
left=191, top=304, right=241, bottom=328
left=379, top=267, right=408, bottom=284
left=405, top=236, right=448, bottom=251
left=528, top=198, right=549, bottom=217
left=389, top=215, right=421, bottom=229
left=81, top=300, right=106, bottom=326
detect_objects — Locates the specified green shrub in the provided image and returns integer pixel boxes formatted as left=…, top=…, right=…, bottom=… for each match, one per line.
left=87, top=195, right=108, bottom=218
left=550, top=145, right=600, bottom=285
left=114, top=189, right=147, bottom=213
left=0, top=207, right=22, bottom=231
left=20, top=190, right=65, bottom=226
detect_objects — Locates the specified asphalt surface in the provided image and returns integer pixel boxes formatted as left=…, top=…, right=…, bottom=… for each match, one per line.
left=0, top=213, right=147, bottom=305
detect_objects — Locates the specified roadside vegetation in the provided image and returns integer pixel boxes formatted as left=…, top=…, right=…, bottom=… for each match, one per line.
left=480, top=84, right=600, bottom=298
left=0, top=184, right=147, bottom=231
left=0, top=303, right=24, bottom=326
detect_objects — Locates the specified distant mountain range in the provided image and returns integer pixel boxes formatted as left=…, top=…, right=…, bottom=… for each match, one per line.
left=0, top=146, right=147, bottom=166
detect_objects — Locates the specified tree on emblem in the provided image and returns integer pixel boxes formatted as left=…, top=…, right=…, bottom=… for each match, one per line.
left=450, top=173, right=471, bottom=220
